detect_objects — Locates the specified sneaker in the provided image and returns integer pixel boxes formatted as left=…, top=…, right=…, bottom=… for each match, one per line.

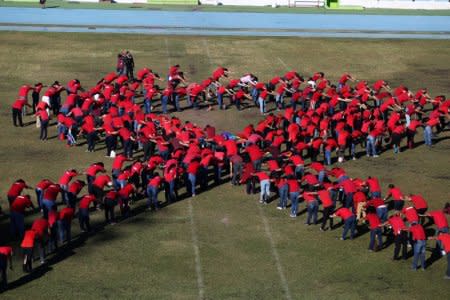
left=444, top=276, right=450, bottom=280
left=340, top=237, right=345, bottom=241
left=259, top=199, right=264, bottom=204
left=373, top=155, right=379, bottom=158
left=290, top=214, right=297, bottom=218
left=276, top=206, right=282, bottom=210
left=320, top=227, right=326, bottom=232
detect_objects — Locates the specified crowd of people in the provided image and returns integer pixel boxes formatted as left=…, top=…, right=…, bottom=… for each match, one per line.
left=2, top=60, right=450, bottom=290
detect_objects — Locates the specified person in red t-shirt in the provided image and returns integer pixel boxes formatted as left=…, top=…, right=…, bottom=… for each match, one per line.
left=10, top=195, right=35, bottom=239
left=59, top=206, right=74, bottom=243
left=385, top=213, right=408, bottom=260
left=384, top=184, right=406, bottom=211
left=7, top=179, right=31, bottom=205
left=31, top=218, right=49, bottom=264
left=408, top=223, right=427, bottom=270
left=0, top=246, right=13, bottom=289
left=331, top=207, right=356, bottom=240
left=11, top=98, right=31, bottom=127
left=104, top=190, right=118, bottom=224
left=186, top=159, right=201, bottom=197
left=147, top=173, right=163, bottom=211
left=78, top=194, right=96, bottom=232
left=21, top=230, right=37, bottom=273
left=364, top=206, right=383, bottom=251
left=428, top=233, right=450, bottom=278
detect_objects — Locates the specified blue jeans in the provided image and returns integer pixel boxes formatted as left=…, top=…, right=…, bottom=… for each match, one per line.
left=278, top=184, right=288, bottom=208
left=342, top=216, right=356, bottom=240
left=144, top=99, right=152, bottom=114
left=258, top=97, right=265, bottom=114
left=42, top=199, right=56, bottom=218
left=147, top=185, right=159, bottom=208
left=58, top=219, right=71, bottom=243
left=324, top=149, right=332, bottom=165
left=318, top=170, right=326, bottom=183
left=366, top=135, right=377, bottom=156
left=290, top=192, right=299, bottom=216
left=188, top=173, right=196, bottom=196
left=424, top=125, right=432, bottom=146
left=217, top=93, right=224, bottom=109
left=369, top=228, right=383, bottom=250
left=260, top=179, right=270, bottom=202
left=376, top=206, right=388, bottom=223
left=295, top=166, right=304, bottom=179
left=306, top=200, right=319, bottom=224
left=161, top=95, right=169, bottom=114
left=412, top=240, right=426, bottom=269
left=35, top=188, right=43, bottom=208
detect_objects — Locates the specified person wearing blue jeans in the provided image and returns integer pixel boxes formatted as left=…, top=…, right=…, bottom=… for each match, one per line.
left=289, top=192, right=299, bottom=218
left=305, top=196, right=319, bottom=225
left=277, top=180, right=288, bottom=210
left=332, top=207, right=356, bottom=240
left=410, top=223, right=427, bottom=270
left=259, top=179, right=270, bottom=204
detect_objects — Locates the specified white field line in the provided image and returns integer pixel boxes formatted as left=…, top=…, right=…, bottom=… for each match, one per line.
left=165, top=37, right=205, bottom=299
left=258, top=205, right=292, bottom=300
left=277, top=57, right=290, bottom=71
left=188, top=199, right=206, bottom=300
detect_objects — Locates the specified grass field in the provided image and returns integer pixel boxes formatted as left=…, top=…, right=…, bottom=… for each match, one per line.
left=0, top=32, right=449, bottom=299
left=1, top=0, right=450, bottom=15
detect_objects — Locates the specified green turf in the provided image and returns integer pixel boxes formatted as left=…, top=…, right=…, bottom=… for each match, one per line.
left=1, top=0, right=450, bottom=15
left=0, top=32, right=449, bottom=298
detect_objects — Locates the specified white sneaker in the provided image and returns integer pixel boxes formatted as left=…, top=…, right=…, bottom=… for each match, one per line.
left=276, top=206, right=282, bottom=210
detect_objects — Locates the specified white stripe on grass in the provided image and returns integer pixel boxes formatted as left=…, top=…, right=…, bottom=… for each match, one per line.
left=277, top=57, right=290, bottom=71
left=165, top=37, right=205, bottom=299
left=188, top=199, right=206, bottom=300
left=258, top=205, right=292, bottom=300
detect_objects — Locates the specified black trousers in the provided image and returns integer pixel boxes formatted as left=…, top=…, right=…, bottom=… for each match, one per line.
left=321, top=206, right=334, bottom=230
left=393, top=231, right=408, bottom=260
left=12, top=108, right=23, bottom=126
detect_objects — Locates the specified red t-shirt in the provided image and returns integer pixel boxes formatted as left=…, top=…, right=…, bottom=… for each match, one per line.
left=0, top=246, right=13, bottom=257
left=437, top=233, right=450, bottom=253
left=43, top=184, right=62, bottom=201
left=11, top=195, right=33, bottom=213
left=410, top=195, right=427, bottom=210
left=79, top=195, right=96, bottom=209
left=409, top=224, right=426, bottom=241
left=31, top=218, right=49, bottom=238
left=93, top=175, right=112, bottom=189
left=334, top=207, right=353, bottom=221
left=387, top=187, right=403, bottom=201
left=366, top=213, right=381, bottom=230
left=59, top=207, right=75, bottom=221
left=21, top=230, right=36, bottom=248
left=255, top=172, right=269, bottom=182
left=318, top=190, right=333, bottom=208
left=59, top=170, right=78, bottom=186
left=366, top=177, right=381, bottom=193
left=187, top=161, right=200, bottom=175
left=428, top=211, right=449, bottom=229
left=402, top=206, right=419, bottom=223
left=7, top=181, right=27, bottom=198
left=388, top=215, right=406, bottom=236
left=112, top=155, right=127, bottom=170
